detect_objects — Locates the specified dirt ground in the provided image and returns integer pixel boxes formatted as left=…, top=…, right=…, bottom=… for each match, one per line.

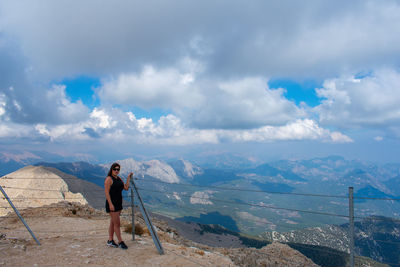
left=0, top=204, right=235, bottom=267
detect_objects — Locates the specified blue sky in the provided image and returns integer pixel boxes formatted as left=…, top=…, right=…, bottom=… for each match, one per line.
left=1, top=0, right=400, bottom=163
left=61, top=76, right=100, bottom=109
left=268, top=79, right=322, bottom=107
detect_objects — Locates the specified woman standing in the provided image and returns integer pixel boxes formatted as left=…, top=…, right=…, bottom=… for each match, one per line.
left=105, top=162, right=133, bottom=249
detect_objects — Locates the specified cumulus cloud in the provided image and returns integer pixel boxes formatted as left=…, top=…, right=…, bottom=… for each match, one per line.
left=99, top=65, right=304, bottom=129
left=1, top=107, right=347, bottom=145
left=315, top=69, right=400, bottom=129
left=225, top=119, right=352, bottom=143
left=99, top=63, right=204, bottom=110
left=187, top=77, right=303, bottom=129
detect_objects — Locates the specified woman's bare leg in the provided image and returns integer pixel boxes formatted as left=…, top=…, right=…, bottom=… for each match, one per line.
left=110, top=211, right=123, bottom=243
left=108, top=215, right=115, bottom=241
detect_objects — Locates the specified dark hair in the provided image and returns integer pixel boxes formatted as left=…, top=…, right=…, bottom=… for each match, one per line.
left=107, top=162, right=121, bottom=177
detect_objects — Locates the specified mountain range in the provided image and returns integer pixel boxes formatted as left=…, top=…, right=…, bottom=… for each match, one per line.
left=0, top=164, right=393, bottom=266
left=1, top=153, right=400, bottom=265
left=2, top=154, right=398, bottom=231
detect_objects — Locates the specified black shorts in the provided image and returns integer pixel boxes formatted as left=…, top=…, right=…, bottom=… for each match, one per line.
left=105, top=199, right=123, bottom=213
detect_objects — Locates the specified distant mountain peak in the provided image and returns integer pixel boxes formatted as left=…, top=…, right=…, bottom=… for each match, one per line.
left=0, top=151, right=42, bottom=164
left=168, top=159, right=203, bottom=179
left=142, top=159, right=179, bottom=183
left=104, top=158, right=180, bottom=183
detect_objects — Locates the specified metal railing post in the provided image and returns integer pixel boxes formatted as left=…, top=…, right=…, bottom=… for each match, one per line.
left=349, top=187, right=355, bottom=267
left=0, top=184, right=41, bottom=245
left=131, top=179, right=164, bottom=255
left=130, top=186, right=135, bottom=241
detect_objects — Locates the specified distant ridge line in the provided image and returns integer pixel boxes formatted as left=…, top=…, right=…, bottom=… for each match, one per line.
left=3, top=176, right=400, bottom=200
left=137, top=187, right=400, bottom=222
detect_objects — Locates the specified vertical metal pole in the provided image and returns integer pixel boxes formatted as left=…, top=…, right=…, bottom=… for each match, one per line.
left=130, top=186, right=135, bottom=241
left=349, top=187, right=355, bottom=267
left=131, top=180, right=164, bottom=255
left=0, top=185, right=41, bottom=245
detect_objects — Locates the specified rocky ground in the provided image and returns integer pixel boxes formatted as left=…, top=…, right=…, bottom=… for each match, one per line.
left=0, top=202, right=320, bottom=267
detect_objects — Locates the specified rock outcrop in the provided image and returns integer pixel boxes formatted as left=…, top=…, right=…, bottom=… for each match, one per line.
left=226, top=242, right=320, bottom=267
left=0, top=166, right=89, bottom=216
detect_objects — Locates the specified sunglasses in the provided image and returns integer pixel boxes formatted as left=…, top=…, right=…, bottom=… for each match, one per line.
left=113, top=168, right=120, bottom=171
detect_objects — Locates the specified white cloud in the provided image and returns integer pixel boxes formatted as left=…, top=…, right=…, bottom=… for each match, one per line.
left=226, top=119, right=352, bottom=143
left=90, top=108, right=115, bottom=129
left=191, top=77, right=304, bottom=129
left=99, top=64, right=203, bottom=110
left=35, top=124, right=50, bottom=136
left=330, top=132, right=353, bottom=143
left=315, top=69, right=400, bottom=129
left=0, top=93, right=6, bottom=117
left=46, top=85, right=90, bottom=124
left=99, top=68, right=304, bottom=129
left=22, top=108, right=351, bottom=145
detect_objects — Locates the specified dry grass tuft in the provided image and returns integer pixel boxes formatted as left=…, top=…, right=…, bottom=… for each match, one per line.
left=123, top=223, right=132, bottom=234
left=135, top=224, right=145, bottom=235
left=123, top=223, right=146, bottom=235
left=143, top=228, right=150, bottom=236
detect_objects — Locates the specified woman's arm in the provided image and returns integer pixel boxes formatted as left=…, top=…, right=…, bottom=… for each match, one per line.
left=124, top=172, right=133, bottom=190
left=104, top=176, right=115, bottom=211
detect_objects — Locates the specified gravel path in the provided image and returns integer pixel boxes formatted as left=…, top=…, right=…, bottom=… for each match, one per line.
left=0, top=205, right=235, bottom=267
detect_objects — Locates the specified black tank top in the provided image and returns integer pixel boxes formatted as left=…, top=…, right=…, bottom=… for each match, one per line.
left=105, top=176, right=124, bottom=212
